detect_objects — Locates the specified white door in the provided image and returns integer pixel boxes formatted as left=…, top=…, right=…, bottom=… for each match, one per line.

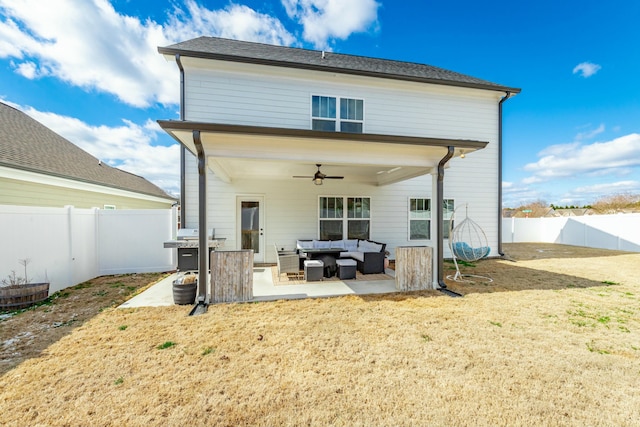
left=237, top=196, right=265, bottom=263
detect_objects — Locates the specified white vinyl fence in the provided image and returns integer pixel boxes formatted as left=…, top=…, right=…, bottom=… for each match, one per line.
left=502, top=213, right=640, bottom=252
left=1, top=205, right=177, bottom=294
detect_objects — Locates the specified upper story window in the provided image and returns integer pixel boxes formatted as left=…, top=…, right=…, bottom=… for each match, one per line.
left=312, top=95, right=364, bottom=133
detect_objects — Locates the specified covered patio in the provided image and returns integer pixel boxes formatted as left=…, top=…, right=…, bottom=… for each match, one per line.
left=158, top=120, right=489, bottom=303
left=119, top=266, right=402, bottom=308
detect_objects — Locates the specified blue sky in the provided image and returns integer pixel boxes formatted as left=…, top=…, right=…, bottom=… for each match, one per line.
left=1, top=0, right=639, bottom=207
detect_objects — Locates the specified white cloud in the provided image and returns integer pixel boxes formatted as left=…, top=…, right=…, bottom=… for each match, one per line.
left=523, top=133, right=640, bottom=183
left=575, top=123, right=605, bottom=141
left=0, top=0, right=295, bottom=108
left=502, top=181, right=514, bottom=189
left=11, top=102, right=180, bottom=195
left=573, top=61, right=601, bottom=78
left=521, top=175, right=542, bottom=185
left=282, top=0, right=380, bottom=48
left=572, top=181, right=640, bottom=197
left=166, top=2, right=295, bottom=46
left=0, top=0, right=383, bottom=107
left=12, top=60, right=39, bottom=78
left=553, top=180, right=640, bottom=207
left=0, top=0, right=177, bottom=107
left=0, top=14, right=29, bottom=57
left=536, top=141, right=580, bottom=158
left=501, top=182, right=547, bottom=208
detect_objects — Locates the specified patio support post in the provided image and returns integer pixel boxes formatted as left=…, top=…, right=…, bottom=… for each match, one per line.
left=194, top=130, right=208, bottom=303
left=436, top=146, right=462, bottom=297
left=176, top=54, right=187, bottom=228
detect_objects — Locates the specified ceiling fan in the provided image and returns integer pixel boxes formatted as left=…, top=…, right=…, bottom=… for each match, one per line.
left=293, top=164, right=344, bottom=185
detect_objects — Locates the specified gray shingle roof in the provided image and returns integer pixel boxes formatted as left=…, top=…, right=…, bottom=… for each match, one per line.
left=0, top=102, right=174, bottom=200
left=159, top=36, right=520, bottom=93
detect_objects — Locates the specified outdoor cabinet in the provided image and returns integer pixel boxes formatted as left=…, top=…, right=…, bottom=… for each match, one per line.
left=177, top=247, right=214, bottom=271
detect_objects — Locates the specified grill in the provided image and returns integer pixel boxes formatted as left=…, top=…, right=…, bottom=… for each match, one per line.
left=164, top=228, right=225, bottom=271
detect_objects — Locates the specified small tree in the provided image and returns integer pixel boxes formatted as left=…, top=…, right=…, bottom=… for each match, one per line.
left=1, top=258, right=32, bottom=287
left=592, top=193, right=640, bottom=213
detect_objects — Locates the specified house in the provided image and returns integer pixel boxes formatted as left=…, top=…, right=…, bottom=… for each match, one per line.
left=0, top=101, right=175, bottom=209
left=157, top=36, right=520, bottom=294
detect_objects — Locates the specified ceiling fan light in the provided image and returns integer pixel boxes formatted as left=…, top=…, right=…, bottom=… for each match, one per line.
left=314, top=177, right=323, bottom=185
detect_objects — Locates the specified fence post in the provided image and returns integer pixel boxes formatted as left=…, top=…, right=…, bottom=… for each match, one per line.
left=65, top=205, right=74, bottom=287
left=510, top=217, right=515, bottom=243
left=93, top=207, right=100, bottom=276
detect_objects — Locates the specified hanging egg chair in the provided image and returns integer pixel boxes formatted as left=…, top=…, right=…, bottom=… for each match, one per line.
left=447, top=204, right=493, bottom=282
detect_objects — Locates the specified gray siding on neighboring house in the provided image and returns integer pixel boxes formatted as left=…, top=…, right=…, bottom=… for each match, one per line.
left=0, top=177, right=174, bottom=209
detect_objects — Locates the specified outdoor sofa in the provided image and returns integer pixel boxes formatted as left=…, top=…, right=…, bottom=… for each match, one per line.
left=296, top=239, right=387, bottom=274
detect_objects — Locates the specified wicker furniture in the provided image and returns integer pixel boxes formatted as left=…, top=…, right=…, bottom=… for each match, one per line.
left=275, top=244, right=301, bottom=277
left=296, top=239, right=387, bottom=275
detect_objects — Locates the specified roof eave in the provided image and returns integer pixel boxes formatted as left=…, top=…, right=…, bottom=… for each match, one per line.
left=157, top=120, right=489, bottom=151
left=158, top=46, right=521, bottom=94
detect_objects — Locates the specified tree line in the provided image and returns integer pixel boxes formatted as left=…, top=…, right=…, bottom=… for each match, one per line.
left=506, top=193, right=640, bottom=216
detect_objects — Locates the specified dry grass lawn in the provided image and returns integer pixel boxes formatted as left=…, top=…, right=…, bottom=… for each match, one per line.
left=1, top=243, right=639, bottom=426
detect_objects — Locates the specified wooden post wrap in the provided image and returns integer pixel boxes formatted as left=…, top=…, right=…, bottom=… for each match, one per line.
left=210, top=250, right=254, bottom=303
left=395, top=246, right=434, bottom=291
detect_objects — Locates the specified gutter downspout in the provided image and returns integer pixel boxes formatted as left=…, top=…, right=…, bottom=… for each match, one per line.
left=192, top=129, right=208, bottom=315
left=176, top=54, right=186, bottom=228
left=498, top=91, right=512, bottom=256
left=437, top=146, right=462, bottom=297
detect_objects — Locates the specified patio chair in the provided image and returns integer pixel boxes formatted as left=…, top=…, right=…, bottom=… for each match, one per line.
left=275, top=244, right=301, bottom=277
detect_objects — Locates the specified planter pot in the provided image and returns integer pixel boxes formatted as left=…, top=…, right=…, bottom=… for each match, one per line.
left=0, top=282, right=50, bottom=310
left=173, top=280, right=197, bottom=305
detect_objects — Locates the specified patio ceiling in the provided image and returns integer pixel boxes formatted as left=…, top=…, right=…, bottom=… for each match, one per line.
left=157, top=121, right=489, bottom=185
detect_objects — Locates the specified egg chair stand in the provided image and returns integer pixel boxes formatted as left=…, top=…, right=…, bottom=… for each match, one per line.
left=446, top=204, right=493, bottom=283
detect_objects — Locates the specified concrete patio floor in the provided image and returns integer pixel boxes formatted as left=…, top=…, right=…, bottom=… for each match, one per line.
left=119, top=266, right=399, bottom=308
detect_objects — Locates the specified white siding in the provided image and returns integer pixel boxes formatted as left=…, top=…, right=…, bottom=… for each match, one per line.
left=181, top=60, right=502, bottom=262
left=183, top=61, right=499, bottom=142
left=183, top=171, right=499, bottom=263
left=444, top=137, right=500, bottom=254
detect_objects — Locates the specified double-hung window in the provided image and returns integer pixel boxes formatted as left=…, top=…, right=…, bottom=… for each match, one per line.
left=319, top=196, right=370, bottom=240
left=346, top=197, right=370, bottom=239
left=319, top=197, right=343, bottom=240
left=339, top=98, right=364, bottom=132
left=408, top=198, right=455, bottom=240
left=312, top=95, right=363, bottom=133
left=409, top=198, right=431, bottom=240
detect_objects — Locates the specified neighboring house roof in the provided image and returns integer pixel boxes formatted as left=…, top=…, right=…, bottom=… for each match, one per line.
left=0, top=102, right=174, bottom=200
left=554, top=208, right=594, bottom=217
left=159, top=37, right=521, bottom=94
